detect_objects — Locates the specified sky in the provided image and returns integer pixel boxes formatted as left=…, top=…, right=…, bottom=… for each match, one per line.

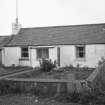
left=0, top=0, right=105, bottom=35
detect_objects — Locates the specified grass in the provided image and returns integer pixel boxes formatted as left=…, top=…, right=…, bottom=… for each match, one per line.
left=8, top=67, right=95, bottom=80
left=0, top=94, right=80, bottom=105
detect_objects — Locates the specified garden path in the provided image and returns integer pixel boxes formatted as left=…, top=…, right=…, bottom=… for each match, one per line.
left=0, top=68, right=35, bottom=79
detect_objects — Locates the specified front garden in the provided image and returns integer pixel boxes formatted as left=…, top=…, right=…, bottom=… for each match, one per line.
left=7, top=59, right=94, bottom=80
left=0, top=59, right=105, bottom=105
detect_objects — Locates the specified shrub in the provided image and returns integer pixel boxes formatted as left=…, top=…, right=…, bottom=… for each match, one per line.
left=39, top=59, right=56, bottom=72
left=54, top=92, right=80, bottom=103
left=79, top=92, right=97, bottom=105
left=68, top=64, right=74, bottom=69
left=66, top=92, right=80, bottom=103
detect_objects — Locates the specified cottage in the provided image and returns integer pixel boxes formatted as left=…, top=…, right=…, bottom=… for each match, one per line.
left=0, top=36, right=12, bottom=65
left=2, top=23, right=105, bottom=68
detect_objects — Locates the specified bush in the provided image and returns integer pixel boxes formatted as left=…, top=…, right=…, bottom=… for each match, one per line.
left=55, top=92, right=80, bottom=103
left=66, top=92, right=80, bottom=103
left=39, top=59, right=56, bottom=72
left=79, top=92, right=97, bottom=105
left=55, top=93, right=67, bottom=103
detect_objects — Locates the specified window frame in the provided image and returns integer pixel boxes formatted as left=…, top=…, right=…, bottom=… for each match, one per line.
left=21, top=47, right=29, bottom=58
left=36, top=48, right=49, bottom=60
left=75, top=45, right=86, bottom=59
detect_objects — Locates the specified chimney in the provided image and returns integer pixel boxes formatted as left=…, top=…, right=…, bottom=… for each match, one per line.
left=12, top=18, right=21, bottom=35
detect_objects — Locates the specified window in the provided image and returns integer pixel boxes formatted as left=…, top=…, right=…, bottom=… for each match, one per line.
left=21, top=47, right=29, bottom=58
left=37, top=48, right=49, bottom=59
left=76, top=46, right=85, bottom=59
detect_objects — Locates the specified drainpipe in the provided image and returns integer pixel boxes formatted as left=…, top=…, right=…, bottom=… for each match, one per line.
left=29, top=46, right=32, bottom=68
left=57, top=47, right=60, bottom=67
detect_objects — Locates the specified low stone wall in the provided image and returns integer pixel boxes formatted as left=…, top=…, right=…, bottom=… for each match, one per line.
left=0, top=79, right=68, bottom=97
left=0, top=72, right=90, bottom=96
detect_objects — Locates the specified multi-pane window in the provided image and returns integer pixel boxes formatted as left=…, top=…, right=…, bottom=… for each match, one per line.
left=76, top=46, right=85, bottom=58
left=37, top=48, right=49, bottom=59
left=21, top=47, right=29, bottom=58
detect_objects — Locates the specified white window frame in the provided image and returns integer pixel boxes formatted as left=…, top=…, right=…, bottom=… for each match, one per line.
left=21, top=47, right=29, bottom=58
left=75, top=45, right=86, bottom=59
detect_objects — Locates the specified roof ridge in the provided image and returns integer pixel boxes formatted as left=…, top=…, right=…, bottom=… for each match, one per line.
left=7, top=23, right=105, bottom=46
left=21, top=23, right=105, bottom=30
left=0, top=36, right=9, bottom=37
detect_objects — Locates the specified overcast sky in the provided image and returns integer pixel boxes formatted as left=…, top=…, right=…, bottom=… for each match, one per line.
left=0, top=0, right=105, bottom=35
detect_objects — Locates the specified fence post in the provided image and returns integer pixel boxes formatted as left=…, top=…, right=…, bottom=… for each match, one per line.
left=66, top=73, right=75, bottom=92
left=54, top=83, right=61, bottom=97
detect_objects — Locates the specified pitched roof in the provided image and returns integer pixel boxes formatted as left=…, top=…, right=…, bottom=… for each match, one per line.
left=0, top=36, right=13, bottom=48
left=7, top=23, right=105, bottom=46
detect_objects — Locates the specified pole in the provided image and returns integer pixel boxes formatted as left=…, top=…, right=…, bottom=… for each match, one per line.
left=16, top=0, right=18, bottom=23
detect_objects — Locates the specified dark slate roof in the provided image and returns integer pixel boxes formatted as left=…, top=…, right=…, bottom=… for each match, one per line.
left=0, top=36, right=13, bottom=48
left=7, top=23, right=105, bottom=46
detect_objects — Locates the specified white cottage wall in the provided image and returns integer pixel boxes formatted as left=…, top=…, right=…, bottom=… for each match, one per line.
left=85, top=45, right=105, bottom=67
left=60, top=45, right=75, bottom=67
left=60, top=44, right=105, bottom=68
left=3, top=44, right=105, bottom=68
left=19, top=60, right=31, bottom=67
left=3, top=47, right=21, bottom=66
